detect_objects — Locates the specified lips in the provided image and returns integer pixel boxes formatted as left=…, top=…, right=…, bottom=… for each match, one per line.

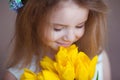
left=56, top=42, right=72, bottom=47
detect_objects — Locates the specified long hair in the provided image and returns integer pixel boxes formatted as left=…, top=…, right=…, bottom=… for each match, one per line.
left=7, top=0, right=108, bottom=70
left=74, top=0, right=108, bottom=58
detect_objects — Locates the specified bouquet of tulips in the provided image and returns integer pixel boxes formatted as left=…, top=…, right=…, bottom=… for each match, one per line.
left=20, top=44, right=98, bottom=80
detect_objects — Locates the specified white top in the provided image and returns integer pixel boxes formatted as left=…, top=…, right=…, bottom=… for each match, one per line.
left=8, top=59, right=36, bottom=80
left=8, top=52, right=104, bottom=80
left=93, top=52, right=103, bottom=80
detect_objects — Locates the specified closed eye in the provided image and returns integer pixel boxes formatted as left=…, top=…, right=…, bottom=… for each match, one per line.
left=53, top=28, right=62, bottom=31
left=76, top=25, right=85, bottom=28
left=53, top=25, right=64, bottom=31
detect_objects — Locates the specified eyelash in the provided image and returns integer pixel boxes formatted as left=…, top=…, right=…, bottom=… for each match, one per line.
left=76, top=25, right=84, bottom=28
left=53, top=25, right=85, bottom=31
left=53, top=28, right=62, bottom=31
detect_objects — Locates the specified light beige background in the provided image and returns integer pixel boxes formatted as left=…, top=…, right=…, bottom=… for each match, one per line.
left=0, top=0, right=120, bottom=80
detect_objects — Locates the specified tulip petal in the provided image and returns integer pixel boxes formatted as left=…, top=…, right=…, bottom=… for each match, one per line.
left=40, top=56, right=55, bottom=71
left=20, top=68, right=37, bottom=80
left=42, top=70, right=60, bottom=80
left=89, top=55, right=98, bottom=79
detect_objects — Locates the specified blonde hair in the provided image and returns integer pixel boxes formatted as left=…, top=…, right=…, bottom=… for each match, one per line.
left=74, top=0, right=108, bottom=58
left=7, top=0, right=108, bottom=69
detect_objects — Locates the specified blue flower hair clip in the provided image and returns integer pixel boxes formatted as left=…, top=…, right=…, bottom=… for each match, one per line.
left=9, top=0, right=24, bottom=12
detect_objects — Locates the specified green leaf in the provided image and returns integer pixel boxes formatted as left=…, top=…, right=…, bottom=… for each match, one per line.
left=96, top=71, right=99, bottom=80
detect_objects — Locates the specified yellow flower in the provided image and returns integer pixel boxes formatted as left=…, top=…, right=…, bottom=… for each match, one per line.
left=37, top=72, right=44, bottom=80
left=41, top=70, right=60, bottom=80
left=54, top=45, right=76, bottom=80
left=20, top=68, right=37, bottom=80
left=54, top=61, right=75, bottom=80
left=40, top=56, right=55, bottom=72
left=56, top=44, right=78, bottom=62
left=20, top=69, right=60, bottom=80
left=21, top=44, right=98, bottom=80
left=75, top=52, right=98, bottom=80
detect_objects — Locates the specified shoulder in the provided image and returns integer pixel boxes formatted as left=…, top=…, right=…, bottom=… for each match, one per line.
left=5, top=58, right=37, bottom=80
left=2, top=71, right=16, bottom=80
left=92, top=52, right=103, bottom=80
left=93, top=50, right=111, bottom=80
left=7, top=67, right=24, bottom=79
left=102, top=50, right=111, bottom=80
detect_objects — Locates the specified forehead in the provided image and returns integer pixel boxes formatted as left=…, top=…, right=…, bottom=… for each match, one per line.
left=50, top=1, right=89, bottom=25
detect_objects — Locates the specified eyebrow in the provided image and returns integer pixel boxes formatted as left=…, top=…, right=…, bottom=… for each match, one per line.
left=53, top=21, right=86, bottom=27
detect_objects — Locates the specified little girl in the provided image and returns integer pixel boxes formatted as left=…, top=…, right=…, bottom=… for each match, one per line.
left=3, top=0, right=111, bottom=80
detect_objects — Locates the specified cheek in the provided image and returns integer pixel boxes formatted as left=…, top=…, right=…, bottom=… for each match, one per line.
left=76, top=28, right=85, bottom=40
left=50, top=31, right=64, bottom=41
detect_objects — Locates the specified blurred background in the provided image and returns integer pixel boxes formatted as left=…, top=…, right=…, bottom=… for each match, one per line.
left=0, top=0, right=120, bottom=80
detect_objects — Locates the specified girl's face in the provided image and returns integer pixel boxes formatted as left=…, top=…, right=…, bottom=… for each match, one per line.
left=44, top=2, right=89, bottom=51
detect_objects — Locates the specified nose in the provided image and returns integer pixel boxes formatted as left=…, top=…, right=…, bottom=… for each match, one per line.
left=63, top=29, right=76, bottom=42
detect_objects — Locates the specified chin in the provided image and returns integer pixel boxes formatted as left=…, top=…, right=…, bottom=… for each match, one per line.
left=52, top=47, right=59, bottom=51
left=48, top=45, right=59, bottom=52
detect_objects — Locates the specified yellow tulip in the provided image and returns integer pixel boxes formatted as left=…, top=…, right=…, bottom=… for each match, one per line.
left=75, top=52, right=98, bottom=80
left=54, top=61, right=75, bottom=80
left=21, top=44, right=98, bottom=80
left=40, top=56, right=55, bottom=72
left=20, top=69, right=60, bottom=80
left=41, top=70, right=60, bottom=80
left=20, top=68, right=37, bottom=80
left=55, top=44, right=78, bottom=67
left=89, top=55, right=98, bottom=79
left=37, top=72, right=44, bottom=80
left=66, top=44, right=78, bottom=64
left=54, top=45, right=76, bottom=80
